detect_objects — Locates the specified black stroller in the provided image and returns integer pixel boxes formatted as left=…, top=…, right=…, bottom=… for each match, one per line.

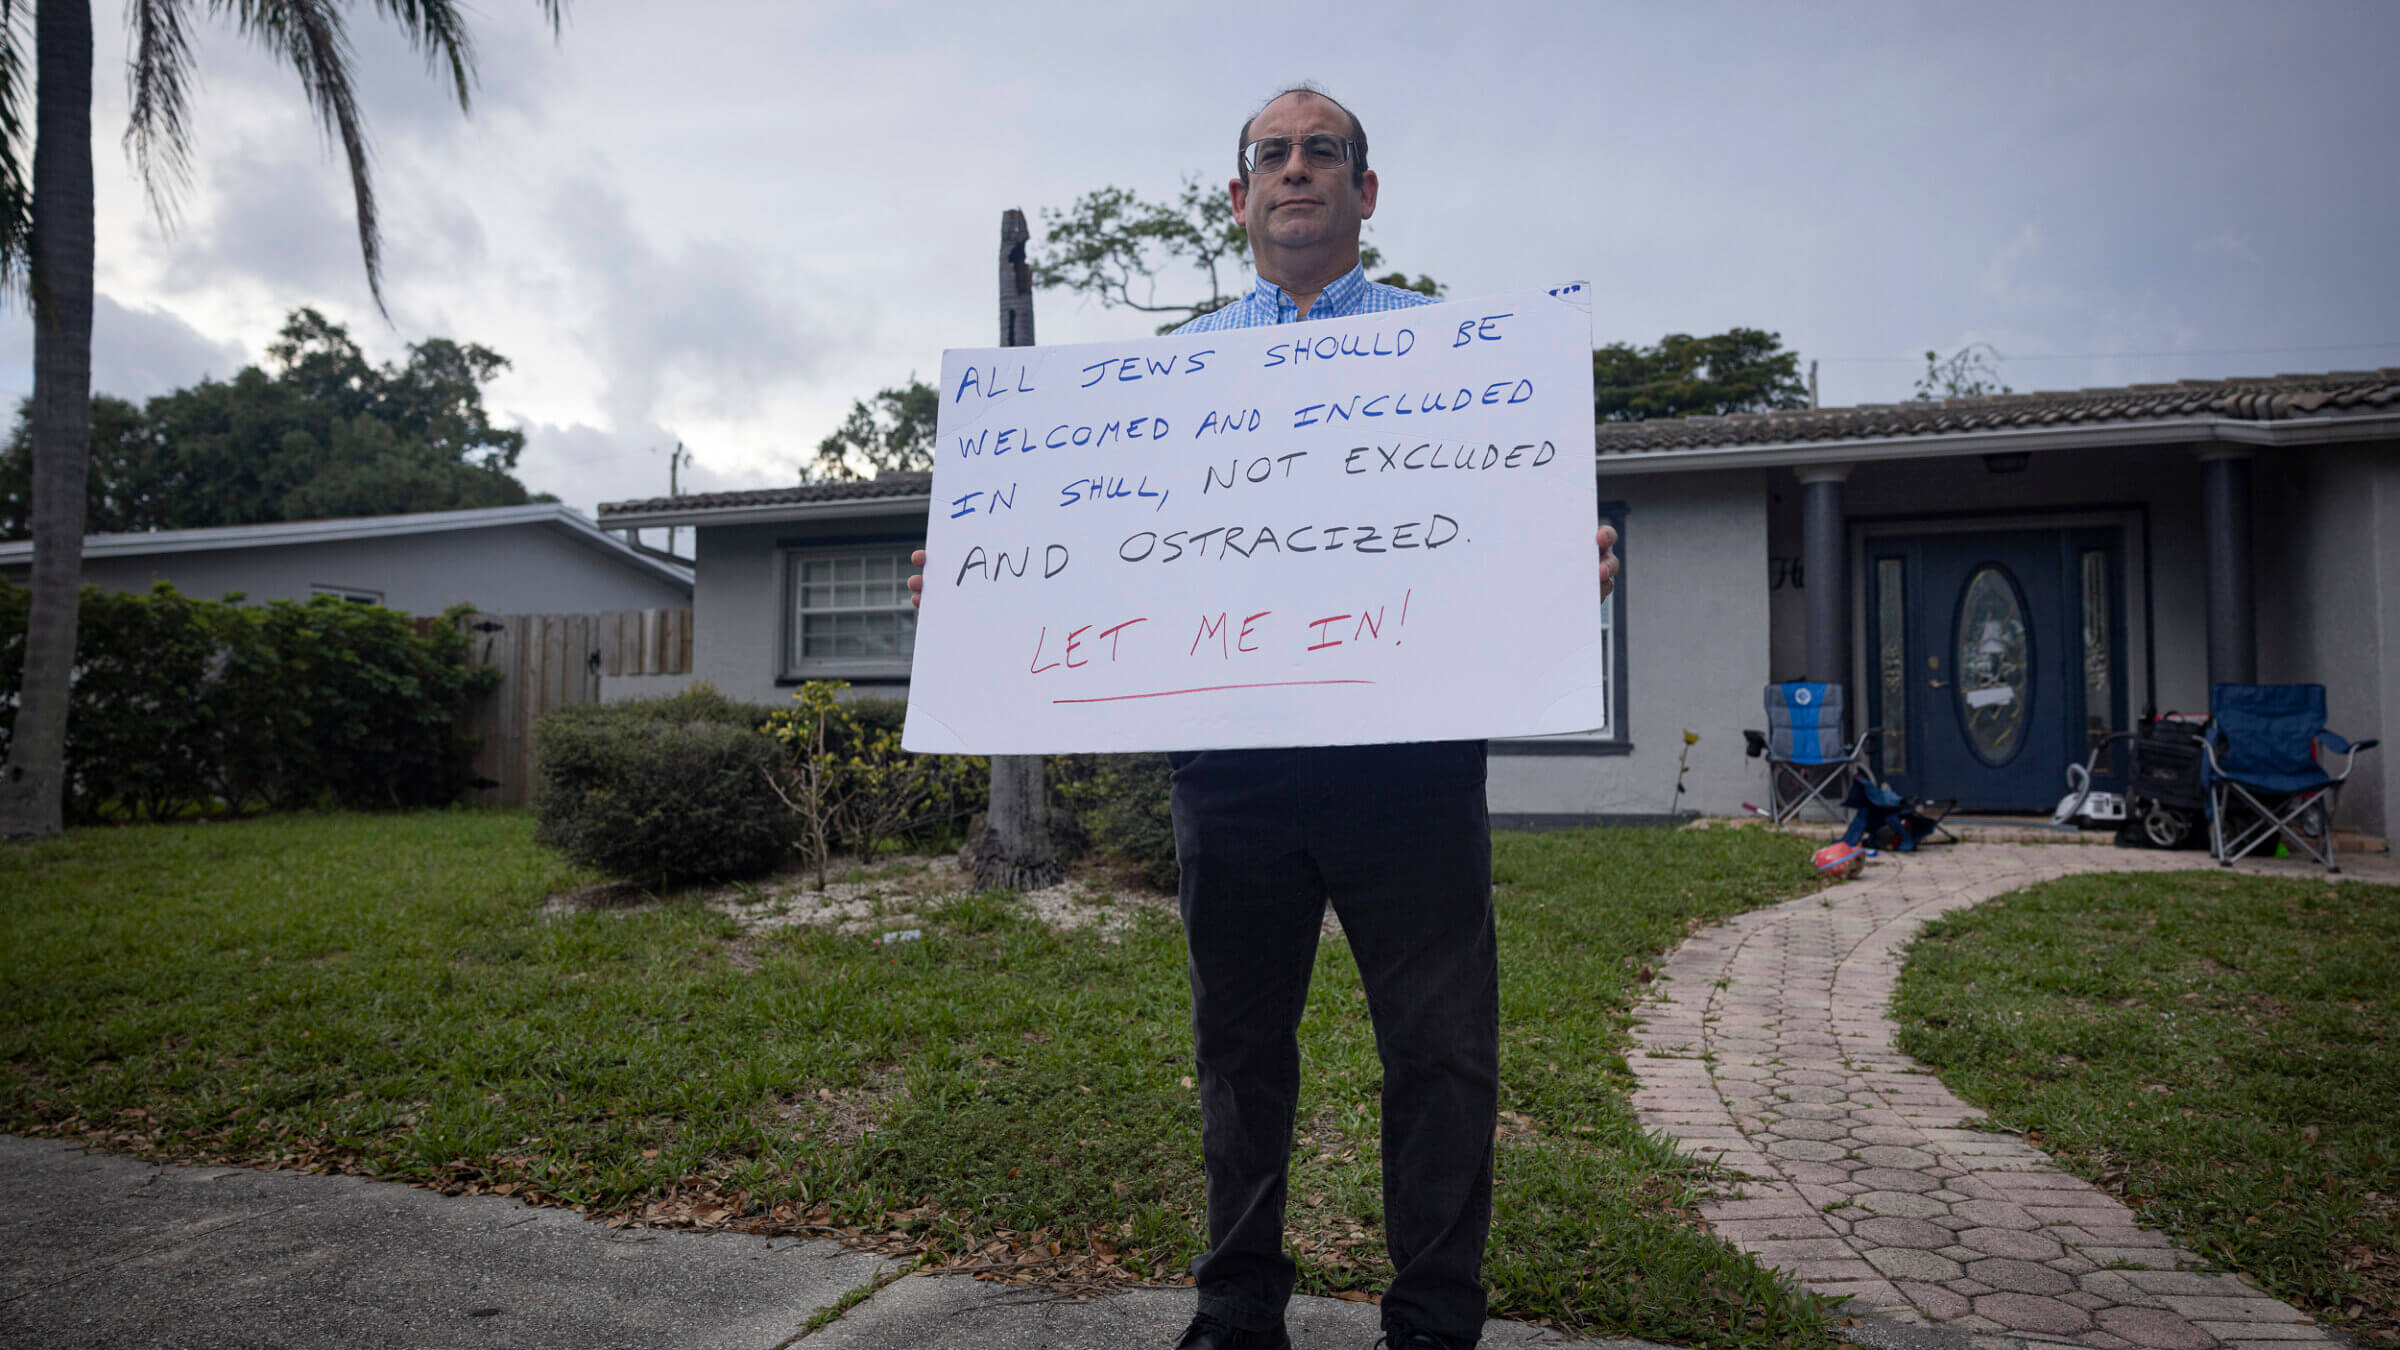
left=2054, top=712, right=2210, bottom=849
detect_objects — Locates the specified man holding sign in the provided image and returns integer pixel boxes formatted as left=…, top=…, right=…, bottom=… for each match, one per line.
left=910, top=85, right=1617, bottom=1350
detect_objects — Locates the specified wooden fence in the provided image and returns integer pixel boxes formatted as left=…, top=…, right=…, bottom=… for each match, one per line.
left=424, top=608, right=693, bottom=807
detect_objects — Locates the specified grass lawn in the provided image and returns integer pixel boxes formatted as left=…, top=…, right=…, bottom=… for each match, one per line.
left=2, top=810, right=1836, bottom=1348
left=1892, top=870, right=2400, bottom=1349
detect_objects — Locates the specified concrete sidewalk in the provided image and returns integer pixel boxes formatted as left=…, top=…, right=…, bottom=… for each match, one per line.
left=0, top=1137, right=1647, bottom=1348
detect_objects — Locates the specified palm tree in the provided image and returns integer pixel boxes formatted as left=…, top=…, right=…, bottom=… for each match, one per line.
left=0, top=0, right=563, bottom=838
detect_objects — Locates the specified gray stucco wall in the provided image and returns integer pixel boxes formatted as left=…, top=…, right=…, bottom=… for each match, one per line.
left=681, top=519, right=916, bottom=708
left=2260, top=440, right=2398, bottom=835
left=687, top=522, right=784, bottom=706
left=1489, top=468, right=1771, bottom=822
left=23, top=523, right=689, bottom=617
left=601, top=671, right=701, bottom=704
left=2377, top=448, right=2400, bottom=845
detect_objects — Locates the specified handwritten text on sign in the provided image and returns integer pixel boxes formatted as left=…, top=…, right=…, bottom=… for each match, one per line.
left=901, top=283, right=1603, bottom=755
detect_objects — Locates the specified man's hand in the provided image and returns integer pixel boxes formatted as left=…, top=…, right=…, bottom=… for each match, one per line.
left=908, top=548, right=926, bottom=608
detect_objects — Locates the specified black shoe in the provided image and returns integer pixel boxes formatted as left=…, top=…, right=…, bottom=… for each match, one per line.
left=1174, top=1312, right=1293, bottom=1349
left=1375, top=1321, right=1474, bottom=1350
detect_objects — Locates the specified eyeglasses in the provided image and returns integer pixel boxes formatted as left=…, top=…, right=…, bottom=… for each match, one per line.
left=1241, top=133, right=1355, bottom=175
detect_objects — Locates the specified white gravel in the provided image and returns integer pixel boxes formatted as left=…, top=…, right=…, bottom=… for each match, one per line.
left=543, top=853, right=1178, bottom=939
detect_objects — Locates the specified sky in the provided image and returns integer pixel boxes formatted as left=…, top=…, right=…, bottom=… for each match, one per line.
left=5, top=0, right=2397, bottom=523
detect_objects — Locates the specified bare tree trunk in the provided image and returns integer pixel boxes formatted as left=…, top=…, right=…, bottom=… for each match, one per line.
left=972, top=753, right=1059, bottom=890
left=0, top=0, right=96, bottom=839
left=967, top=208, right=1061, bottom=890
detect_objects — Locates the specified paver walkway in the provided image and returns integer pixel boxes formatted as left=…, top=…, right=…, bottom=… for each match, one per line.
left=1630, top=842, right=2397, bottom=1350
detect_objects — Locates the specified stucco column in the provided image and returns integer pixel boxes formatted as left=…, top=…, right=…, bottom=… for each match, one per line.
left=1797, top=464, right=1852, bottom=690
left=2199, top=448, right=2256, bottom=686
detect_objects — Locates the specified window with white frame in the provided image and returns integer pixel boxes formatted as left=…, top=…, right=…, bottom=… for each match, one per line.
left=782, top=544, right=917, bottom=679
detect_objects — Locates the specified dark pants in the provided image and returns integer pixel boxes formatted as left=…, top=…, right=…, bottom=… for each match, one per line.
left=1169, top=741, right=1497, bottom=1345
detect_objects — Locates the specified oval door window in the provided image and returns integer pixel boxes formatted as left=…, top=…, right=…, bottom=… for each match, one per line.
left=1954, top=565, right=2031, bottom=765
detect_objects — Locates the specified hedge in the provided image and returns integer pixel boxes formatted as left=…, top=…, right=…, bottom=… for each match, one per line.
left=0, top=580, right=494, bottom=821
left=532, top=684, right=988, bottom=890
left=1053, top=752, right=1178, bottom=889
left=532, top=708, right=797, bottom=888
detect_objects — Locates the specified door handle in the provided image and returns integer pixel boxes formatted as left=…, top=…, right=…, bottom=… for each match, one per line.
left=1928, top=679, right=1950, bottom=689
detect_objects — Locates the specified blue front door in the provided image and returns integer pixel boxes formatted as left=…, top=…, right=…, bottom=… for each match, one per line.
left=1865, top=528, right=2127, bottom=812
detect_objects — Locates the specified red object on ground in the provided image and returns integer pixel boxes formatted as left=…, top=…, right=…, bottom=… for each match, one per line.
left=1813, top=841, right=1868, bottom=877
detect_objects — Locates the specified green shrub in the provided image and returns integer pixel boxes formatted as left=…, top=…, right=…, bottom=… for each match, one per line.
left=532, top=704, right=796, bottom=888
left=211, top=595, right=492, bottom=812
left=56, top=585, right=220, bottom=820
left=1055, top=752, right=1178, bottom=890
left=539, top=683, right=783, bottom=735
left=0, top=581, right=491, bottom=821
left=758, top=682, right=985, bottom=878
left=529, top=685, right=983, bottom=890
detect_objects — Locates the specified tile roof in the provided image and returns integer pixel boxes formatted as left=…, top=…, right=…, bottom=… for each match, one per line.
left=598, top=472, right=931, bottom=518
left=598, top=370, right=2400, bottom=517
left=1592, top=369, right=2400, bottom=455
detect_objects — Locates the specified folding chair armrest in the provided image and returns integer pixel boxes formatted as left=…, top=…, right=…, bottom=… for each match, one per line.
left=2316, top=731, right=2379, bottom=780
left=2200, top=732, right=2226, bottom=775
left=1743, top=729, right=1768, bottom=759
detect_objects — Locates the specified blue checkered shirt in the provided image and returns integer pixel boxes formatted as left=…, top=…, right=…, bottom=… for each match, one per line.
left=1172, top=263, right=1436, bottom=333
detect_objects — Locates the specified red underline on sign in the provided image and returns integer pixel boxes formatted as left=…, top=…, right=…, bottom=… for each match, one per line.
left=1052, top=679, right=1377, bottom=705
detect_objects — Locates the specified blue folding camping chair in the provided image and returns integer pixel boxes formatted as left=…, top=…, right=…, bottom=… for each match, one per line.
left=1744, top=682, right=1880, bottom=826
left=2204, top=683, right=2380, bottom=872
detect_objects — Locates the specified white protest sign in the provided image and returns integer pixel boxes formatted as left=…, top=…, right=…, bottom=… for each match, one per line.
left=901, top=283, right=1602, bottom=755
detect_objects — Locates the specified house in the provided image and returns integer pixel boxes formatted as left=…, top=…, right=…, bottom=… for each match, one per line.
left=0, top=503, right=693, bottom=616
left=597, top=371, right=2399, bottom=843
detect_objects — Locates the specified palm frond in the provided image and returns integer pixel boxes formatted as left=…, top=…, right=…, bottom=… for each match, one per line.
left=124, top=0, right=198, bottom=224
left=365, top=0, right=565, bottom=111
left=0, top=0, right=31, bottom=303
left=222, top=0, right=385, bottom=314
left=364, top=0, right=474, bottom=111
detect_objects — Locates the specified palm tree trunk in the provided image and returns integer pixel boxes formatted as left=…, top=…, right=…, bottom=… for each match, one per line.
left=967, top=208, right=1060, bottom=890
left=0, top=0, right=96, bottom=839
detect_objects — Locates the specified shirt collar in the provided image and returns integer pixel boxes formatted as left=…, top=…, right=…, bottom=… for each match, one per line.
left=1246, top=262, right=1371, bottom=321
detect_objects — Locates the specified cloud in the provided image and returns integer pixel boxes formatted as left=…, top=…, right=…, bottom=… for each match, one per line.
left=0, top=295, right=249, bottom=405
left=154, top=144, right=374, bottom=304
left=515, top=417, right=787, bottom=520
left=90, top=295, right=252, bottom=399
left=1978, top=225, right=2055, bottom=308
left=144, top=5, right=574, bottom=155
left=27, top=0, right=2396, bottom=443
left=544, top=175, right=843, bottom=435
